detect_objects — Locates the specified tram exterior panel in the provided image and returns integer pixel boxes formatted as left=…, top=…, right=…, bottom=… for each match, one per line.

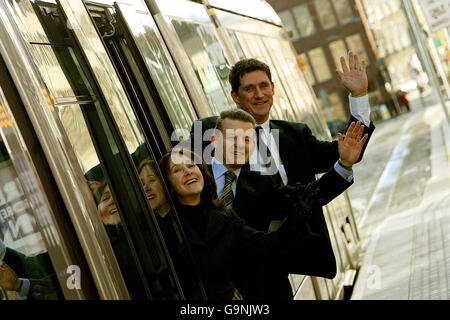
left=0, top=0, right=361, bottom=300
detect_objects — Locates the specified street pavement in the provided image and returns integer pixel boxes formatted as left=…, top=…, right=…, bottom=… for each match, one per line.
left=349, top=90, right=450, bottom=299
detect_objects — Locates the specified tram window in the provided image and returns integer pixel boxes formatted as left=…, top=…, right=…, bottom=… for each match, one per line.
left=0, top=137, right=63, bottom=300
left=114, top=2, right=197, bottom=134
left=264, top=38, right=330, bottom=140
left=227, top=31, right=246, bottom=60
left=171, top=19, right=235, bottom=114
left=233, top=31, right=296, bottom=121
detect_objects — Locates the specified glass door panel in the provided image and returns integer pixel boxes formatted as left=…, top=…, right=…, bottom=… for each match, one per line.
left=170, top=19, right=235, bottom=114
left=233, top=31, right=295, bottom=121
left=115, top=1, right=197, bottom=135
left=263, top=38, right=330, bottom=140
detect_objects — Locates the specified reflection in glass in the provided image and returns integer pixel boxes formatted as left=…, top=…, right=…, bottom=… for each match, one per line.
left=277, top=10, right=299, bottom=40
left=264, top=38, right=329, bottom=139
left=171, top=19, right=235, bottom=114
left=59, top=0, right=144, bottom=154
left=85, top=165, right=147, bottom=300
left=345, top=34, right=369, bottom=65
left=334, top=0, right=354, bottom=24
left=132, top=144, right=205, bottom=300
left=233, top=31, right=295, bottom=121
left=329, top=39, right=348, bottom=70
left=228, top=31, right=246, bottom=60
left=299, top=53, right=316, bottom=85
left=117, top=2, right=197, bottom=132
left=315, top=0, right=337, bottom=29
left=0, top=137, right=62, bottom=300
left=8, top=0, right=183, bottom=299
left=292, top=4, right=316, bottom=37
left=308, top=47, right=332, bottom=83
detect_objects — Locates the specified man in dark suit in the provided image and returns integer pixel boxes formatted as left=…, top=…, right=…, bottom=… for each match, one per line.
left=208, top=107, right=368, bottom=299
left=0, top=241, right=63, bottom=300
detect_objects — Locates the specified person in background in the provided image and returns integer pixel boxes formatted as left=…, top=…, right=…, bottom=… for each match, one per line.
left=0, top=238, right=62, bottom=300
left=396, top=90, right=410, bottom=112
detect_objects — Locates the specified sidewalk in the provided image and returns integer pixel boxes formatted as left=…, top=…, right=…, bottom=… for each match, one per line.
left=351, top=104, right=450, bottom=300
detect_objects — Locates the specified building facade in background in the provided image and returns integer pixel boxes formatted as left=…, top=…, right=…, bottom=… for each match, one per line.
left=268, top=0, right=393, bottom=123
left=359, top=0, right=427, bottom=93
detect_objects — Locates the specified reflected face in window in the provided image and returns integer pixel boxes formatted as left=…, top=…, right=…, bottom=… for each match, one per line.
left=98, top=185, right=121, bottom=225
left=138, top=161, right=169, bottom=216
left=231, top=70, right=274, bottom=124
left=212, top=119, right=255, bottom=169
left=167, top=154, right=204, bottom=205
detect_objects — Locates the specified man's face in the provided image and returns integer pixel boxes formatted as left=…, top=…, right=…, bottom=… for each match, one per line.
left=231, top=70, right=274, bottom=124
left=212, top=118, right=255, bottom=169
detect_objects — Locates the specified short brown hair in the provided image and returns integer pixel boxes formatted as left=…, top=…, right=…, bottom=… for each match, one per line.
left=229, top=58, right=272, bottom=93
left=158, top=148, right=224, bottom=209
left=215, top=109, right=256, bottom=133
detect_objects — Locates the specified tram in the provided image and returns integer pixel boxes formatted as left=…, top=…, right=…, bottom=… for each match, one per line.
left=0, top=0, right=361, bottom=300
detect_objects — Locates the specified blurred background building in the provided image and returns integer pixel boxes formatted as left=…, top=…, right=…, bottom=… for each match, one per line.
left=266, top=0, right=439, bottom=128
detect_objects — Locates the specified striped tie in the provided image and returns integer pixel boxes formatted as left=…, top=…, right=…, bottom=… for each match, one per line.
left=222, top=171, right=236, bottom=210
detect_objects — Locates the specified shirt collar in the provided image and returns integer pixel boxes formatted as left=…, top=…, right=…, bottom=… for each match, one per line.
left=211, top=157, right=241, bottom=180
left=257, top=119, right=270, bottom=134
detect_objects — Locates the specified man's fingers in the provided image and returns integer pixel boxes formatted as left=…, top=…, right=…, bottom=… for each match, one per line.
left=338, top=133, right=344, bottom=143
left=356, top=123, right=364, bottom=140
left=353, top=53, right=359, bottom=70
left=340, top=56, right=349, bottom=73
left=359, top=133, right=369, bottom=145
left=348, top=51, right=354, bottom=70
left=345, top=121, right=356, bottom=137
left=349, top=121, right=361, bottom=139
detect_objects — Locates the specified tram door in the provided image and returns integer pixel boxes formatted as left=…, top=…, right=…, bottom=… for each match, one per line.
left=78, top=1, right=209, bottom=299
left=0, top=0, right=206, bottom=299
left=0, top=59, right=96, bottom=300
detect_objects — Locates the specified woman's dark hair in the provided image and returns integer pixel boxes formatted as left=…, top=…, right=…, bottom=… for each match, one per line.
left=159, top=148, right=224, bottom=209
left=137, top=157, right=156, bottom=174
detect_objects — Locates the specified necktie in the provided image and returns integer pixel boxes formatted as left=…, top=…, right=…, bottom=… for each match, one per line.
left=256, top=126, right=271, bottom=167
left=256, top=126, right=283, bottom=185
left=222, top=171, right=236, bottom=210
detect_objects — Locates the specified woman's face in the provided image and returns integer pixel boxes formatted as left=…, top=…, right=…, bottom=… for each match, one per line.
left=167, top=153, right=204, bottom=205
left=98, top=185, right=121, bottom=225
left=139, top=163, right=167, bottom=212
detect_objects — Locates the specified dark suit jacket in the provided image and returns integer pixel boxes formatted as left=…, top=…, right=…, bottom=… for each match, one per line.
left=4, top=248, right=63, bottom=300
left=231, top=167, right=352, bottom=299
left=176, top=202, right=334, bottom=300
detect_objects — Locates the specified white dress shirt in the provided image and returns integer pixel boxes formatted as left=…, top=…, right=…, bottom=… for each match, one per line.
left=349, top=94, right=371, bottom=127
left=249, top=95, right=370, bottom=184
